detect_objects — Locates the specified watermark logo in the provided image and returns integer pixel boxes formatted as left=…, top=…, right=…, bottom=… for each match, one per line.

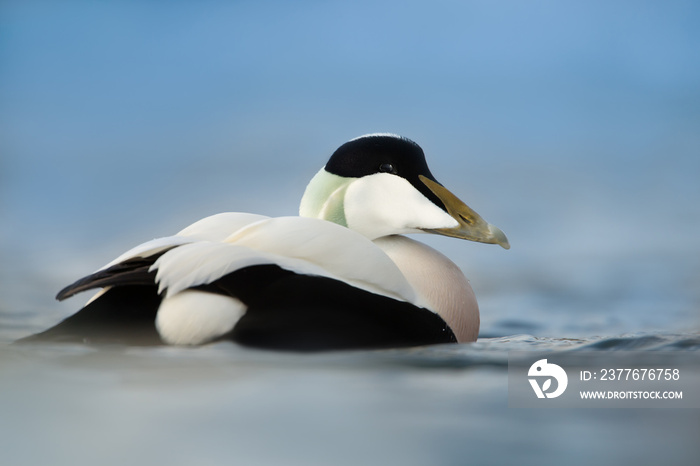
left=528, top=359, right=568, bottom=398
left=509, top=352, right=696, bottom=408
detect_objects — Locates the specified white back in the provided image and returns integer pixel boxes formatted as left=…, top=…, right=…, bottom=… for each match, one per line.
left=153, top=216, right=420, bottom=304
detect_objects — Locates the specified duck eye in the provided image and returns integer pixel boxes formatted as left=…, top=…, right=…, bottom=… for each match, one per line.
left=379, top=163, right=396, bottom=174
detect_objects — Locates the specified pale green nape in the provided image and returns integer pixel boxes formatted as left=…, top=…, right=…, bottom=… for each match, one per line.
left=299, top=169, right=355, bottom=227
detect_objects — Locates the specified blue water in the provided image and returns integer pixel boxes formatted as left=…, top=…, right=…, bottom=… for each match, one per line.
left=1, top=1, right=699, bottom=465
left=1, top=336, right=698, bottom=466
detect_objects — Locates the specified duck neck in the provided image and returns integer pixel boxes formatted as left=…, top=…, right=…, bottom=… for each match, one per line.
left=299, top=169, right=352, bottom=227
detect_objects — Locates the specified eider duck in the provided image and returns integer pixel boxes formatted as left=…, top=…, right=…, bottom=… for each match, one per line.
left=20, top=134, right=509, bottom=350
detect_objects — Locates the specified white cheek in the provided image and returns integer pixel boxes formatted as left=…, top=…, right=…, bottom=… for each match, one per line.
left=344, top=174, right=458, bottom=239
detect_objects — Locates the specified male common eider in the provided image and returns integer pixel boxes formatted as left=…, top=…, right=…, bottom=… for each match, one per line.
left=20, top=134, right=509, bottom=350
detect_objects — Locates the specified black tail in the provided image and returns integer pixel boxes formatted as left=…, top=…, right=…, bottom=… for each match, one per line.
left=16, top=285, right=164, bottom=345
left=56, top=254, right=168, bottom=301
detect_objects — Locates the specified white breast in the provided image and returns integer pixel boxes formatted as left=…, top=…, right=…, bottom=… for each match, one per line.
left=373, top=235, right=479, bottom=342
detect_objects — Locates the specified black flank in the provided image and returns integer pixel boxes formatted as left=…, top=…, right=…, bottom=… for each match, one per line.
left=204, top=264, right=457, bottom=351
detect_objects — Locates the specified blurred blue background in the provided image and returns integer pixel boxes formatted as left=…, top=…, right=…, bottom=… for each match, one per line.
left=2, top=0, right=698, bottom=334
left=2, top=2, right=700, bottom=466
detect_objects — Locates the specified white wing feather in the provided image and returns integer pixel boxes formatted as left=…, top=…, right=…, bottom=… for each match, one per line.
left=99, top=213, right=270, bottom=271
left=225, top=217, right=419, bottom=303
left=176, top=212, right=269, bottom=241
left=96, top=213, right=421, bottom=307
left=99, top=236, right=194, bottom=271
left=152, top=217, right=419, bottom=305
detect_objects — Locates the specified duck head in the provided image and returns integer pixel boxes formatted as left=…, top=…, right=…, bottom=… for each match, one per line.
left=299, top=133, right=509, bottom=248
